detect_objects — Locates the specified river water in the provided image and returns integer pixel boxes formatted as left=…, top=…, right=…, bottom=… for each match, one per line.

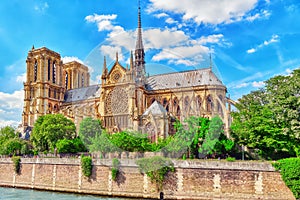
left=0, top=187, right=141, bottom=200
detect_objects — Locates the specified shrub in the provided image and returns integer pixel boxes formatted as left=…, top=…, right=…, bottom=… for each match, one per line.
left=81, top=155, right=92, bottom=177
left=136, top=156, right=175, bottom=190
left=226, top=157, right=236, bottom=162
left=273, top=157, right=300, bottom=199
left=111, top=158, right=120, bottom=181
left=11, top=156, right=21, bottom=174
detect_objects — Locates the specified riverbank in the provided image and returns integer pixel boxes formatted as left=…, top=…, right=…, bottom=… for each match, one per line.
left=0, top=158, right=295, bottom=200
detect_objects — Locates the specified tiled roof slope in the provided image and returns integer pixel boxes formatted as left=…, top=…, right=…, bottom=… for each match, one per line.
left=143, top=101, right=167, bottom=116
left=146, top=68, right=224, bottom=91
left=64, top=85, right=101, bottom=103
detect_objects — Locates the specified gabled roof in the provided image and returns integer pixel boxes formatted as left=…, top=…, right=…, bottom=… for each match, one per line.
left=63, top=84, right=101, bottom=103
left=145, top=68, right=224, bottom=91
left=143, top=101, right=167, bottom=116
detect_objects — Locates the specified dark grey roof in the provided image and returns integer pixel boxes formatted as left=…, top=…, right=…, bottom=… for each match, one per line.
left=64, top=85, right=101, bottom=103
left=145, top=68, right=224, bottom=91
left=143, top=101, right=167, bottom=116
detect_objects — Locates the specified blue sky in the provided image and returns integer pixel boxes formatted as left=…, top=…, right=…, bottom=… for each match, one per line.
left=0, top=0, right=300, bottom=127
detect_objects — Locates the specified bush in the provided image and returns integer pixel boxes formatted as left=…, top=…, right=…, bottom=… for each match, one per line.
left=56, top=138, right=86, bottom=153
left=273, top=157, right=300, bottom=199
left=226, top=157, right=236, bottom=162
left=136, top=156, right=175, bottom=190
left=111, top=158, right=120, bottom=181
left=81, top=155, right=92, bottom=177
left=11, top=156, right=21, bottom=174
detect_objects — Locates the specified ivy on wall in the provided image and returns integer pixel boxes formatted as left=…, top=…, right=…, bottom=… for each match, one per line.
left=136, top=156, right=175, bottom=190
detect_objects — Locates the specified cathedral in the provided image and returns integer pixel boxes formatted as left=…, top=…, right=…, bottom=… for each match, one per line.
left=22, top=7, right=234, bottom=142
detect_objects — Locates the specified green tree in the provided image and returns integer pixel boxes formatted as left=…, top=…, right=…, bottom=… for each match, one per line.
left=78, top=117, right=102, bottom=150
left=56, top=138, right=86, bottom=153
left=231, top=68, right=300, bottom=159
left=31, top=114, right=76, bottom=152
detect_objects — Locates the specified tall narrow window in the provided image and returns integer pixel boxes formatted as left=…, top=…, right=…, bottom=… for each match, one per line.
left=78, top=73, right=80, bottom=88
left=52, top=61, right=56, bottom=83
left=65, top=72, right=68, bottom=89
left=206, top=95, right=213, bottom=112
left=48, top=59, right=51, bottom=81
left=196, top=95, right=202, bottom=112
left=34, top=60, right=38, bottom=82
left=82, top=73, right=84, bottom=87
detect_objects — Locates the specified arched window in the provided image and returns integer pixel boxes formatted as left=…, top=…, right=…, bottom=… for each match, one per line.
left=48, top=88, right=51, bottom=98
left=48, top=59, right=51, bottom=81
left=162, top=98, right=169, bottom=112
left=34, top=60, right=38, bottom=82
left=65, top=72, right=68, bottom=89
left=82, top=73, right=84, bottom=87
left=184, top=96, right=190, bottom=112
left=52, top=61, right=56, bottom=83
left=218, top=95, right=224, bottom=117
left=196, top=95, right=202, bottom=112
left=206, top=95, right=213, bottom=112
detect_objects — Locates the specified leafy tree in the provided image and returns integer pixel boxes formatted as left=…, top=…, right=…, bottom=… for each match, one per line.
left=89, top=132, right=119, bottom=154
left=273, top=157, right=300, bottom=199
left=78, top=117, right=102, bottom=150
left=0, top=126, right=32, bottom=155
left=30, top=114, right=76, bottom=152
left=231, top=68, right=300, bottom=159
left=109, top=131, right=151, bottom=152
left=56, top=138, right=86, bottom=153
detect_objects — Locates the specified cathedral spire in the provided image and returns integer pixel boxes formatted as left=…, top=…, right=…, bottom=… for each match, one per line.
left=134, top=0, right=146, bottom=84
left=102, top=56, right=108, bottom=77
left=135, top=1, right=144, bottom=51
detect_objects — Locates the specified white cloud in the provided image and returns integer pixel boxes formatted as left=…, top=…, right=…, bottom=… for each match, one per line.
left=144, top=29, right=188, bottom=49
left=85, top=12, right=227, bottom=67
left=148, top=0, right=258, bottom=25
left=232, top=81, right=265, bottom=89
left=252, top=81, right=265, bottom=88
left=0, top=90, right=24, bottom=128
left=0, top=119, right=21, bottom=128
left=154, top=13, right=168, bottom=18
left=100, top=45, right=124, bottom=61
left=247, top=48, right=256, bottom=54
left=85, top=14, right=118, bottom=32
left=246, top=34, right=279, bottom=54
left=34, top=2, right=49, bottom=13
left=246, top=10, right=270, bottom=22
left=16, top=73, right=26, bottom=83
left=0, top=90, right=24, bottom=109
left=166, top=17, right=177, bottom=24
left=62, top=56, right=84, bottom=64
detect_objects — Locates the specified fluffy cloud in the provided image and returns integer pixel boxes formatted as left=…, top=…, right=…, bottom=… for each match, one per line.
left=16, top=73, right=26, bottom=83
left=247, top=34, right=279, bottom=54
left=148, top=0, right=258, bottom=25
left=62, top=56, right=84, bottom=64
left=246, top=10, right=270, bottom=22
left=85, top=14, right=118, bottom=32
left=0, top=90, right=24, bottom=128
left=85, top=11, right=228, bottom=67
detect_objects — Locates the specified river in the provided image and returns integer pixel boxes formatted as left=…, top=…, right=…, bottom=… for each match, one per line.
left=0, top=187, right=141, bottom=200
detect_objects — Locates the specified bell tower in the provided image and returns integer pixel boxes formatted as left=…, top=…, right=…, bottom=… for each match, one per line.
left=22, top=46, right=65, bottom=129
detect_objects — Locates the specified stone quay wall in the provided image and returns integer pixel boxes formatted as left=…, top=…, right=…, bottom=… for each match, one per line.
left=0, top=158, right=295, bottom=200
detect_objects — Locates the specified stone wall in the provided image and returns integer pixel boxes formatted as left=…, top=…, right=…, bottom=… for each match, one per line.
left=0, top=158, right=295, bottom=200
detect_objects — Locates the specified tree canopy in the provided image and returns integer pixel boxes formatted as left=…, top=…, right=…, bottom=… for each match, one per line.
left=231, top=68, right=300, bottom=159
left=78, top=117, right=102, bottom=149
left=30, top=114, right=76, bottom=152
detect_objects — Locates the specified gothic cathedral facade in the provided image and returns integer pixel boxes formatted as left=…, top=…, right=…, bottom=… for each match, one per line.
left=22, top=8, right=234, bottom=142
